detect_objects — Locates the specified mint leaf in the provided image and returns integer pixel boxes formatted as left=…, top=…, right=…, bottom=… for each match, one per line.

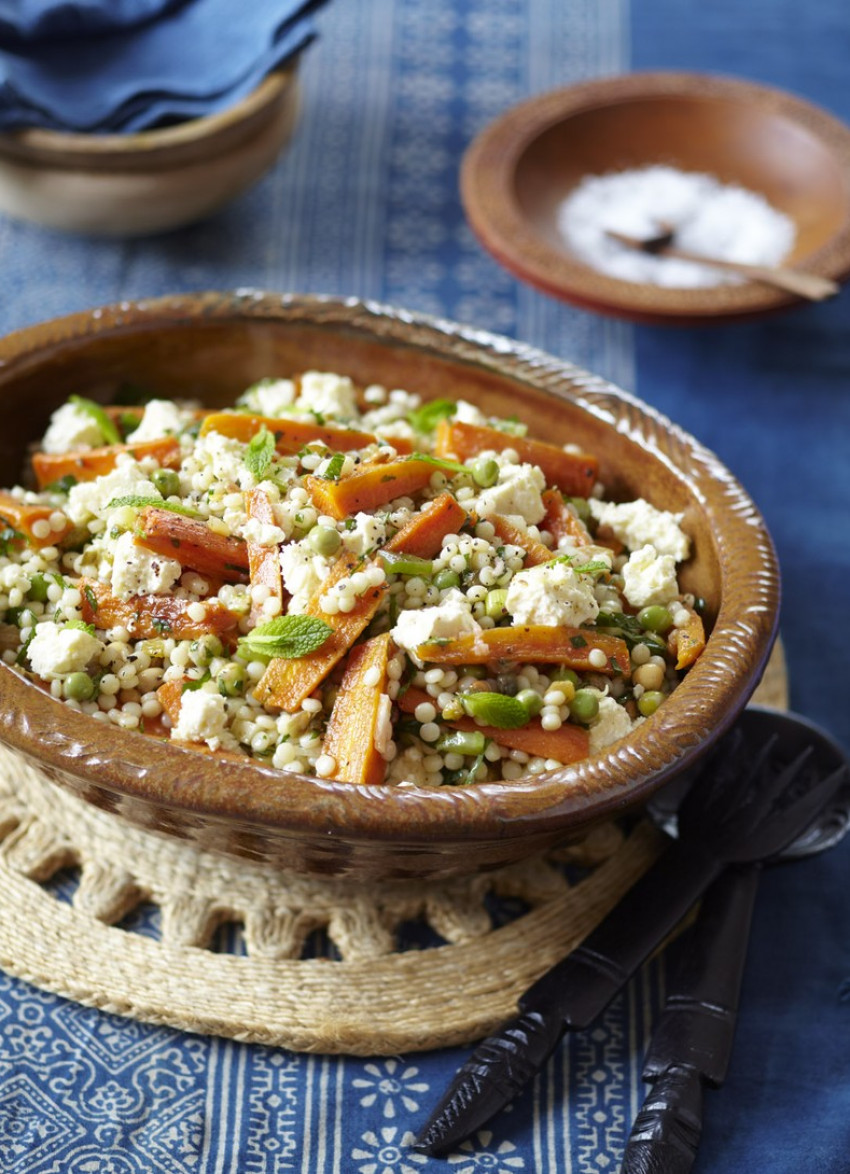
left=459, top=691, right=530, bottom=729
left=69, top=395, right=121, bottom=445
left=407, top=452, right=467, bottom=476
left=66, top=619, right=96, bottom=636
left=238, top=615, right=333, bottom=661
left=407, top=399, right=457, bottom=433
left=107, top=496, right=202, bottom=519
left=546, top=553, right=611, bottom=578
left=320, top=452, right=346, bottom=481
left=244, top=426, right=276, bottom=482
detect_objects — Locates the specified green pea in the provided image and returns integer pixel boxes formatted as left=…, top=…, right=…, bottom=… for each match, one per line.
left=515, top=688, right=543, bottom=718
left=637, top=605, right=673, bottom=634
left=638, top=690, right=665, bottom=717
left=471, top=457, right=499, bottom=488
left=551, top=667, right=580, bottom=688
left=64, top=672, right=95, bottom=701
left=433, top=569, right=460, bottom=591
left=152, top=468, right=181, bottom=498
left=28, top=573, right=50, bottom=603
left=217, top=662, right=247, bottom=697
left=436, top=729, right=486, bottom=756
left=308, top=525, right=341, bottom=556
left=485, top=588, right=508, bottom=620
left=569, top=688, right=599, bottom=724
left=189, top=634, right=224, bottom=667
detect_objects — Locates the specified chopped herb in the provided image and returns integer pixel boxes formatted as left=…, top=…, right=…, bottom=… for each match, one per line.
left=407, top=452, right=467, bottom=476
left=108, top=496, right=203, bottom=519
left=570, top=634, right=588, bottom=649
left=182, top=671, right=212, bottom=692
left=84, top=585, right=98, bottom=612
left=459, top=691, right=530, bottom=729
left=244, top=426, right=276, bottom=482
left=595, top=610, right=667, bottom=654
left=66, top=619, right=97, bottom=636
left=0, top=526, right=22, bottom=556
left=43, top=474, right=78, bottom=494
left=69, top=395, right=121, bottom=445
left=237, top=615, right=334, bottom=661
left=320, top=452, right=346, bottom=481
left=407, top=399, right=457, bottom=434
left=546, top=553, right=611, bottom=578
left=151, top=617, right=172, bottom=635
left=310, top=410, right=326, bottom=426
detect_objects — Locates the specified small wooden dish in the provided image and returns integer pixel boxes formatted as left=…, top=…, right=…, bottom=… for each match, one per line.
left=461, top=72, right=850, bottom=324
left=0, top=68, right=299, bottom=237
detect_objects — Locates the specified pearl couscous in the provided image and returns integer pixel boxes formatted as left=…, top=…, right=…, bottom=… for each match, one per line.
left=0, top=373, right=706, bottom=788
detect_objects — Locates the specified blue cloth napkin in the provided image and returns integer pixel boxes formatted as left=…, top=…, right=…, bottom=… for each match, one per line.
left=0, top=0, right=325, bottom=132
left=0, top=0, right=185, bottom=44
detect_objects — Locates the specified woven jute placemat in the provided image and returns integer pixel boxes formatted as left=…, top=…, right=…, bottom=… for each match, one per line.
left=0, top=645, right=787, bottom=1055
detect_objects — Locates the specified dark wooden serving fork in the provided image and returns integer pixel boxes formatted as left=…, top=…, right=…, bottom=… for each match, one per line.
left=414, top=711, right=848, bottom=1157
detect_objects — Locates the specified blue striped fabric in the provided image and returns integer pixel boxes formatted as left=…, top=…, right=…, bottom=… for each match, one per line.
left=1, top=1, right=849, bottom=1171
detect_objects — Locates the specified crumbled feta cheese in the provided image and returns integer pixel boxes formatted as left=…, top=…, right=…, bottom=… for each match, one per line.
left=295, top=371, right=358, bottom=421
left=125, top=399, right=188, bottom=443
left=392, top=589, right=482, bottom=657
left=341, top=511, right=387, bottom=557
left=506, top=560, right=600, bottom=627
left=27, top=621, right=104, bottom=678
left=589, top=696, right=639, bottom=754
left=172, top=689, right=228, bottom=744
left=474, top=462, right=546, bottom=525
left=588, top=498, right=690, bottom=560
left=66, top=461, right=161, bottom=525
left=621, top=544, right=680, bottom=609
left=242, top=518, right=287, bottom=547
left=110, top=530, right=182, bottom=599
left=239, top=378, right=297, bottom=417
left=193, top=430, right=256, bottom=489
left=279, top=542, right=332, bottom=613
left=454, top=400, right=488, bottom=425
left=41, top=401, right=106, bottom=454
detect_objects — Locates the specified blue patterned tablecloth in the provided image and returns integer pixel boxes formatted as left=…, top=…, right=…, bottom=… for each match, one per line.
left=1, top=2, right=849, bottom=1171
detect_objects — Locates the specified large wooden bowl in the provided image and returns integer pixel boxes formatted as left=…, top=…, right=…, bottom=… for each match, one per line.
left=0, top=293, right=780, bottom=879
left=461, top=72, right=850, bottom=324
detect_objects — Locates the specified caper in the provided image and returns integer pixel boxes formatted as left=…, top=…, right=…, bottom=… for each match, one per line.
left=433, top=569, right=460, bottom=591
left=189, top=634, right=224, bottom=667
left=308, top=525, right=341, bottom=556
left=569, top=688, right=599, bottom=724
left=515, top=688, right=543, bottom=717
left=637, top=690, right=665, bottom=717
left=64, top=671, right=95, bottom=701
left=217, top=662, right=247, bottom=697
left=471, top=457, right=499, bottom=488
left=152, top=468, right=181, bottom=498
left=637, top=605, right=673, bottom=634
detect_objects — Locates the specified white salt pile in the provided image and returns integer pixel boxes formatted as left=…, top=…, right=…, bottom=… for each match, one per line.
left=557, top=165, right=796, bottom=288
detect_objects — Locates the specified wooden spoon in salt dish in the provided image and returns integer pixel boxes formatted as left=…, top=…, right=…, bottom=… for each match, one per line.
left=605, top=224, right=839, bottom=301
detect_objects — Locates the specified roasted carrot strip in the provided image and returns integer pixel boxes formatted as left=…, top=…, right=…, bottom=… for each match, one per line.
left=384, top=491, right=472, bottom=558
left=0, top=490, right=73, bottom=547
left=253, top=552, right=388, bottom=712
left=399, top=687, right=590, bottom=764
left=135, top=507, right=249, bottom=583
left=324, top=633, right=393, bottom=786
left=305, top=458, right=437, bottom=521
left=414, top=624, right=631, bottom=677
left=435, top=419, right=598, bottom=497
left=541, top=488, right=592, bottom=547
left=32, top=437, right=181, bottom=489
left=155, top=679, right=184, bottom=725
left=245, top=487, right=285, bottom=623
left=79, top=579, right=240, bottom=642
left=488, top=514, right=552, bottom=566
left=200, top=411, right=412, bottom=455
left=674, top=606, right=707, bottom=670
